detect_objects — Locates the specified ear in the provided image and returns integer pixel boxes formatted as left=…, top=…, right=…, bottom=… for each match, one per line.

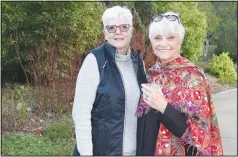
left=103, top=30, right=108, bottom=41
left=180, top=38, right=184, bottom=45
left=130, top=27, right=134, bottom=38
left=131, top=26, right=134, bottom=32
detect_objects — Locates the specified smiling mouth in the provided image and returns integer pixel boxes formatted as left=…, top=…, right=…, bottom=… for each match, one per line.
left=159, top=49, right=171, bottom=51
left=115, top=38, right=124, bottom=40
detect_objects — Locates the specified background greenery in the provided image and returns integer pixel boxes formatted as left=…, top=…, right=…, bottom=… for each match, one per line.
left=1, top=1, right=237, bottom=155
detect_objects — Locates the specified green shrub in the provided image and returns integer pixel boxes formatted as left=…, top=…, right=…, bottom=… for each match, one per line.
left=2, top=134, right=74, bottom=155
left=43, top=115, right=74, bottom=140
left=208, top=52, right=237, bottom=84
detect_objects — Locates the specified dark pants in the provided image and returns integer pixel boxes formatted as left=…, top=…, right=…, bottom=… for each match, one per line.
left=73, top=144, right=80, bottom=156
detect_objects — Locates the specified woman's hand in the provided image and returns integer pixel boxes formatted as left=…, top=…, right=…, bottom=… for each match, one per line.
left=141, top=84, right=168, bottom=113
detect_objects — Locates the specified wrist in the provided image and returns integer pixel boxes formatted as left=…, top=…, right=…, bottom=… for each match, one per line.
left=158, top=102, right=167, bottom=114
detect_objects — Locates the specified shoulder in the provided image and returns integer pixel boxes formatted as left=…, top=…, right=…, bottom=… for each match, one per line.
left=187, top=65, right=206, bottom=81
left=80, top=53, right=98, bottom=72
left=90, top=44, right=105, bottom=56
left=87, top=44, right=107, bottom=68
left=181, top=66, right=210, bottom=90
left=84, top=53, right=97, bottom=63
left=177, top=58, right=206, bottom=81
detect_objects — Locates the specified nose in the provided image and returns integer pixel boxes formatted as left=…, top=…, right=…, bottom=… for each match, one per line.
left=115, top=26, right=122, bottom=34
left=159, top=39, right=169, bottom=48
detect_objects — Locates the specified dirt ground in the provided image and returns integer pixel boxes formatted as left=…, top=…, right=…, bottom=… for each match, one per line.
left=205, top=74, right=237, bottom=94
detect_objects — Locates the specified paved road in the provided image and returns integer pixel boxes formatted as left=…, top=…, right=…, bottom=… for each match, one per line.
left=212, top=88, right=237, bottom=155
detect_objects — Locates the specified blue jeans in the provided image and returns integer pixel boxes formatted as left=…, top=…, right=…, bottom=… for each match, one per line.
left=73, top=144, right=80, bottom=156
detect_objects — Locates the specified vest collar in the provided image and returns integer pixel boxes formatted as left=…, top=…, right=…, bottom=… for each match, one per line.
left=104, top=41, right=138, bottom=63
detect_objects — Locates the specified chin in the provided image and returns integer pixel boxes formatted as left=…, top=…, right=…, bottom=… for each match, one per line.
left=156, top=55, right=171, bottom=62
left=114, top=43, right=128, bottom=49
left=154, top=53, right=168, bottom=59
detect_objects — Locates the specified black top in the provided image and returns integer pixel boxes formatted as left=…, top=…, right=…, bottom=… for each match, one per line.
left=136, top=103, right=197, bottom=156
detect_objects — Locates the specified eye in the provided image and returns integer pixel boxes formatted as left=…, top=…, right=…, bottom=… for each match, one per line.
left=121, top=24, right=129, bottom=29
left=154, top=35, right=162, bottom=40
left=167, top=36, right=175, bottom=40
left=107, top=25, right=115, bottom=30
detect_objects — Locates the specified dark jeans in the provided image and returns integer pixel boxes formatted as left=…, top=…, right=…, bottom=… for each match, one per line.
left=73, top=144, right=80, bottom=156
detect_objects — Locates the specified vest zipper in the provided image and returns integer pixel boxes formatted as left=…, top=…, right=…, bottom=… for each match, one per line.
left=115, top=60, right=126, bottom=155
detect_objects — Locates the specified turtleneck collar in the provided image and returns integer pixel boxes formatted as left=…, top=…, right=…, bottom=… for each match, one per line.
left=104, top=40, right=131, bottom=62
left=115, top=50, right=131, bottom=62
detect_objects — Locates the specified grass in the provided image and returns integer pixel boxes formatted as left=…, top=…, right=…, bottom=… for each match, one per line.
left=2, top=113, right=76, bottom=155
left=2, top=134, right=75, bottom=155
left=42, top=113, right=75, bottom=140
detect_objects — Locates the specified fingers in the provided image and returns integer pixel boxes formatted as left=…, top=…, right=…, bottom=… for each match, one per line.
left=143, top=95, right=152, bottom=106
left=141, top=84, right=152, bottom=93
left=141, top=83, right=162, bottom=94
left=141, top=87, right=150, bottom=98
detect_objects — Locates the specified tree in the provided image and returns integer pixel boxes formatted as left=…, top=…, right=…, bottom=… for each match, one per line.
left=2, top=2, right=30, bottom=83
left=103, top=1, right=135, bottom=10
left=196, top=2, right=220, bottom=61
left=2, top=2, right=106, bottom=84
left=213, top=2, right=237, bottom=63
left=134, top=2, right=157, bottom=27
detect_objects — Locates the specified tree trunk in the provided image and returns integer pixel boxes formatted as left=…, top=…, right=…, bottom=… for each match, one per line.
left=204, top=37, right=209, bottom=61
left=14, top=43, right=30, bottom=84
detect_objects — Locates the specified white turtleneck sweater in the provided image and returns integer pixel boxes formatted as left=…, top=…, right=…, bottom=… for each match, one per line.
left=72, top=51, right=141, bottom=155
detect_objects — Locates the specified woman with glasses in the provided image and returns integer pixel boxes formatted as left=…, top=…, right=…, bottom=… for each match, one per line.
left=136, top=12, right=223, bottom=156
left=72, top=6, right=147, bottom=156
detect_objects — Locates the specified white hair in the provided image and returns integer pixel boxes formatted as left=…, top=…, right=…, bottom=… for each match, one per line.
left=149, top=12, right=185, bottom=41
left=102, top=6, right=133, bottom=28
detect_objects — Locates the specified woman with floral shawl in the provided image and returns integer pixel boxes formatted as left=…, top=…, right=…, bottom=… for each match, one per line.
left=136, top=12, right=223, bottom=156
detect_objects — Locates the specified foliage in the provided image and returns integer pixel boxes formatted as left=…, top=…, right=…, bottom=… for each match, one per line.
left=155, top=2, right=207, bottom=62
left=197, top=2, right=220, bottom=36
left=2, top=134, right=75, bottom=155
left=213, top=2, right=237, bottom=63
left=1, top=2, right=105, bottom=84
left=2, top=83, right=34, bottom=131
left=43, top=115, right=74, bottom=140
left=103, top=1, right=135, bottom=10
left=134, top=2, right=157, bottom=57
left=208, top=52, right=237, bottom=84
left=134, top=2, right=157, bottom=27
left=1, top=83, right=74, bottom=132
left=196, top=2, right=221, bottom=61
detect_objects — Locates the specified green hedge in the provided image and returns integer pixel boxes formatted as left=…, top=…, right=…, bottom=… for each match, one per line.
left=208, top=52, right=237, bottom=84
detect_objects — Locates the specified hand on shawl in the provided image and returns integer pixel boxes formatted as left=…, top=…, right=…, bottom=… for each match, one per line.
left=141, top=84, right=167, bottom=113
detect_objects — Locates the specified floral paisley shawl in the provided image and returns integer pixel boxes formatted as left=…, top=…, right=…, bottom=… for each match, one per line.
left=136, top=56, right=223, bottom=155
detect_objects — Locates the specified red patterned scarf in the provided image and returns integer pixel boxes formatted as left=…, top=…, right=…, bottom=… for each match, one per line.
left=136, top=56, right=223, bottom=155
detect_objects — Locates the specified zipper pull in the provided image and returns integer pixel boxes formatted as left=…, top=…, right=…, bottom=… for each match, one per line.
left=102, top=61, right=107, bottom=68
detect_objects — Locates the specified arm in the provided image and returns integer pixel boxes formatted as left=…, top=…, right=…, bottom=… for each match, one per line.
left=137, top=107, right=162, bottom=156
left=72, top=53, right=99, bottom=155
left=160, top=103, right=188, bottom=138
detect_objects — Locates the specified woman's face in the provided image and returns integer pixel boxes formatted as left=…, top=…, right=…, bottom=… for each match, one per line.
left=151, top=33, right=182, bottom=63
left=104, top=16, right=133, bottom=49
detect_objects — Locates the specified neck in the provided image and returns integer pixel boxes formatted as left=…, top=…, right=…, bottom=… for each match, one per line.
left=160, top=54, right=181, bottom=64
left=116, top=46, right=130, bottom=55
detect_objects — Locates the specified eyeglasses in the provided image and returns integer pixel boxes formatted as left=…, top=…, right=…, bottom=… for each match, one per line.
left=152, top=14, right=180, bottom=23
left=105, top=24, right=130, bottom=33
